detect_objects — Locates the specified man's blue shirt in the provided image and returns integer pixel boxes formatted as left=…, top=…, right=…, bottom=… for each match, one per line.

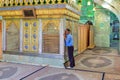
left=65, top=34, right=74, bottom=47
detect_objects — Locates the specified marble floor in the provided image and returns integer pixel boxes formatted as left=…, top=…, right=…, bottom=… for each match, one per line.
left=0, top=47, right=120, bottom=80
left=104, top=73, right=120, bottom=80
left=22, top=67, right=103, bottom=80
left=74, top=47, right=120, bottom=74
left=0, top=62, right=44, bottom=80
left=0, top=62, right=103, bottom=80
left=73, top=47, right=120, bottom=80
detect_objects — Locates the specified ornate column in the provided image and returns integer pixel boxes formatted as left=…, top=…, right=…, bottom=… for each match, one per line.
left=20, top=19, right=23, bottom=52
left=24, top=0, right=29, bottom=5
left=20, top=0, right=24, bottom=6
left=64, top=0, right=67, bottom=4
left=2, top=20, right=6, bottom=51
left=40, top=0, right=44, bottom=5
left=59, top=18, right=65, bottom=55
left=51, top=0, right=56, bottom=4
left=15, top=0, right=19, bottom=6
left=46, top=0, right=50, bottom=4
left=58, top=0, right=62, bottom=4
left=34, top=0, right=39, bottom=5
left=38, top=19, right=42, bottom=54
left=0, top=0, right=5, bottom=7
left=28, top=0, right=33, bottom=5
left=10, top=0, right=14, bottom=6
left=5, top=0, right=9, bottom=6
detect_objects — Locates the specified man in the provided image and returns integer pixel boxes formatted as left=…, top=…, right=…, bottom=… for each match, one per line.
left=64, top=28, right=75, bottom=68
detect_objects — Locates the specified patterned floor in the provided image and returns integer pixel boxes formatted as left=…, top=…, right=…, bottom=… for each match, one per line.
left=0, top=62, right=103, bottom=80
left=0, top=47, right=120, bottom=80
left=74, top=47, right=120, bottom=74
left=70, top=47, right=120, bottom=80
left=104, top=73, right=120, bottom=80
left=0, top=62, right=44, bottom=80
left=81, top=47, right=119, bottom=56
left=22, top=67, right=103, bottom=80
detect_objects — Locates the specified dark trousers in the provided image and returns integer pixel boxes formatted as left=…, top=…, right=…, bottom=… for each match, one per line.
left=68, top=46, right=75, bottom=67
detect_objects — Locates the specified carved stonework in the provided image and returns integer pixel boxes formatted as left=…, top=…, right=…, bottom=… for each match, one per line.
left=42, top=19, right=60, bottom=53
left=6, top=22, right=19, bottom=51
left=42, top=20, right=59, bottom=33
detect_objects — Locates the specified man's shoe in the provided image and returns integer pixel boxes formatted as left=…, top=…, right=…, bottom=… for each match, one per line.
left=66, top=66, right=74, bottom=69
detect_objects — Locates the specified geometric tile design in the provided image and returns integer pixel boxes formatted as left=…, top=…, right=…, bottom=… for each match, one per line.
left=0, top=62, right=43, bottom=80
left=39, top=73, right=80, bottom=80
left=81, top=56, right=112, bottom=68
left=82, top=47, right=119, bottom=56
left=22, top=67, right=103, bottom=80
left=92, top=48, right=112, bottom=54
left=0, top=67, right=17, bottom=79
left=74, top=48, right=120, bottom=74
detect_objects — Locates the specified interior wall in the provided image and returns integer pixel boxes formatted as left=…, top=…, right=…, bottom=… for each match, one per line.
left=94, top=8, right=110, bottom=47
left=110, top=12, right=119, bottom=50
left=94, top=0, right=120, bottom=52
left=80, top=0, right=94, bottom=24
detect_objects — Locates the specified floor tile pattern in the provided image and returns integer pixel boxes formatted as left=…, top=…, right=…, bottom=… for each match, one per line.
left=0, top=62, right=43, bottom=80
left=22, top=67, right=103, bottom=80
left=74, top=47, right=120, bottom=74
left=104, top=73, right=120, bottom=80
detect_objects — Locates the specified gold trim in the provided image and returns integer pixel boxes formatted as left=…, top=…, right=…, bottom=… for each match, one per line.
left=0, top=8, right=80, bottom=21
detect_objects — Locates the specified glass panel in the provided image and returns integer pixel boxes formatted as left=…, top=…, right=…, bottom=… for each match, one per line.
left=42, top=19, right=60, bottom=54
left=6, top=20, right=20, bottom=51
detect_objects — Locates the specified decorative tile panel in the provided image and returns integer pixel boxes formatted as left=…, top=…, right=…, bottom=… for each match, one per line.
left=31, top=21, right=39, bottom=52
left=23, top=21, right=30, bottom=52
left=23, top=20, right=39, bottom=52
left=6, top=20, right=20, bottom=51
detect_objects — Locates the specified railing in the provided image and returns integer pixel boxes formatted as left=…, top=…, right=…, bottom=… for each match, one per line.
left=0, top=0, right=79, bottom=10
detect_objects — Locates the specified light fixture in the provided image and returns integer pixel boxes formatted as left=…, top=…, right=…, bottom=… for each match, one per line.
left=72, top=0, right=76, bottom=2
left=104, top=0, right=113, bottom=3
left=87, top=1, right=91, bottom=5
left=93, top=3, right=96, bottom=11
left=102, top=2, right=110, bottom=9
left=93, top=7, right=96, bottom=11
left=54, top=27, right=57, bottom=30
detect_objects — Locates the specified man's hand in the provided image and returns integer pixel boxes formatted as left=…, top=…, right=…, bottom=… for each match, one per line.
left=64, top=30, right=66, bottom=39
